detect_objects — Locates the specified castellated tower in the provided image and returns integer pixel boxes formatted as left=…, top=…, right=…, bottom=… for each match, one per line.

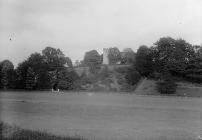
left=103, top=48, right=109, bottom=65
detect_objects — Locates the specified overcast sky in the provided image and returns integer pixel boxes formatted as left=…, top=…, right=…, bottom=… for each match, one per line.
left=0, top=0, right=201, bottom=66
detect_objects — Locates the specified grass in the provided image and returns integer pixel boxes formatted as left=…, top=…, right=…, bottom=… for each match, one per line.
left=0, top=91, right=201, bottom=140
left=0, top=122, right=84, bottom=140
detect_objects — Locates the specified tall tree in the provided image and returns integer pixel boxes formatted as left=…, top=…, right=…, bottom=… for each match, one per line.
left=42, top=47, right=68, bottom=70
left=57, top=69, right=79, bottom=90
left=83, top=50, right=101, bottom=73
left=136, top=45, right=153, bottom=76
left=0, top=60, right=14, bottom=89
left=15, top=53, right=51, bottom=89
left=15, top=60, right=29, bottom=89
left=184, top=45, right=202, bottom=83
left=27, top=53, right=51, bottom=89
left=42, top=46, right=73, bottom=88
left=152, top=37, right=195, bottom=76
left=25, top=67, right=35, bottom=90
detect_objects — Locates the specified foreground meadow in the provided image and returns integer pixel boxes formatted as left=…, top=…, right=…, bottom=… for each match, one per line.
left=0, top=91, right=202, bottom=140
left=0, top=121, right=83, bottom=140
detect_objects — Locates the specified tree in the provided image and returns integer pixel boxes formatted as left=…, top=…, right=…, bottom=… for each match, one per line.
left=0, top=63, right=2, bottom=88
left=100, top=54, right=103, bottom=64
left=27, top=53, right=51, bottom=89
left=121, top=48, right=136, bottom=64
left=125, top=68, right=141, bottom=85
left=83, top=50, right=101, bottom=73
left=15, top=60, right=29, bottom=89
left=15, top=53, right=51, bottom=89
left=57, top=69, right=79, bottom=90
left=151, top=37, right=198, bottom=93
left=136, top=45, right=153, bottom=76
left=152, top=37, right=195, bottom=75
left=42, top=47, right=73, bottom=88
left=157, top=72, right=177, bottom=94
left=108, top=47, right=121, bottom=64
left=65, top=57, right=73, bottom=68
left=25, top=67, right=35, bottom=90
left=185, top=52, right=202, bottom=83
left=0, top=60, right=15, bottom=89
left=42, top=47, right=67, bottom=70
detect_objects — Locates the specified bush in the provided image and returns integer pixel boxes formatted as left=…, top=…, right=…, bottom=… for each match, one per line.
left=98, top=65, right=110, bottom=80
left=157, top=79, right=177, bottom=94
left=125, top=68, right=141, bottom=85
left=186, top=74, right=202, bottom=83
left=115, top=67, right=129, bottom=74
left=57, top=69, right=79, bottom=90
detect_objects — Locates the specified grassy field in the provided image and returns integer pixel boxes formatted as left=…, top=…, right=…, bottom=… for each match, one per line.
left=0, top=122, right=83, bottom=140
left=0, top=91, right=202, bottom=140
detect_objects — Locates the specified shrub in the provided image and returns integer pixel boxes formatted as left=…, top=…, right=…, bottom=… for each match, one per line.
left=125, top=68, right=141, bottom=85
left=115, top=67, right=129, bottom=74
left=57, top=69, right=79, bottom=90
left=157, top=78, right=177, bottom=94
left=98, top=65, right=110, bottom=80
left=186, top=74, right=202, bottom=83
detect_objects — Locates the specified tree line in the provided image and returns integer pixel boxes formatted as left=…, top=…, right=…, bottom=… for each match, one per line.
left=0, top=37, right=201, bottom=92
left=0, top=47, right=78, bottom=90
left=133, top=37, right=202, bottom=94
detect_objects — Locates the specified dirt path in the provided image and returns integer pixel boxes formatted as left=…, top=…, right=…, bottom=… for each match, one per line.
left=134, top=78, right=158, bottom=95
left=111, top=73, right=120, bottom=91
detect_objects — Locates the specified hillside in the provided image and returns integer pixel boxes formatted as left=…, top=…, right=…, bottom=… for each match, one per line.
left=74, top=65, right=202, bottom=96
left=75, top=65, right=135, bottom=92
left=134, top=78, right=202, bottom=97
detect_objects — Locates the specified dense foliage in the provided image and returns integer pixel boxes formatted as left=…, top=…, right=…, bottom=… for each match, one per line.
left=151, top=37, right=202, bottom=83
left=135, top=45, right=153, bottom=77
left=83, top=50, right=101, bottom=73
left=0, top=60, right=15, bottom=89
left=125, top=68, right=141, bottom=85
left=156, top=72, right=177, bottom=94
left=129, top=37, right=202, bottom=94
left=0, top=37, right=201, bottom=92
left=0, top=47, right=78, bottom=90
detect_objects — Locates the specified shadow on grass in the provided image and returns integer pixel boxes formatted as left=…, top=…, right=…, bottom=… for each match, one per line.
left=0, top=122, right=84, bottom=140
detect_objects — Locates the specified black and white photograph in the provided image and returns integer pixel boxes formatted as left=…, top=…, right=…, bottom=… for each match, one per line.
left=0, top=0, right=202, bottom=140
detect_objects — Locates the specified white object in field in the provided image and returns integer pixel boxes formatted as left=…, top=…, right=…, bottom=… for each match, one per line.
left=51, top=88, right=60, bottom=93
left=103, top=48, right=109, bottom=65
left=198, top=135, right=202, bottom=140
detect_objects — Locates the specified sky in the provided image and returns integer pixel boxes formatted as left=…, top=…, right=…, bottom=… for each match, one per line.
left=0, top=0, right=201, bottom=66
